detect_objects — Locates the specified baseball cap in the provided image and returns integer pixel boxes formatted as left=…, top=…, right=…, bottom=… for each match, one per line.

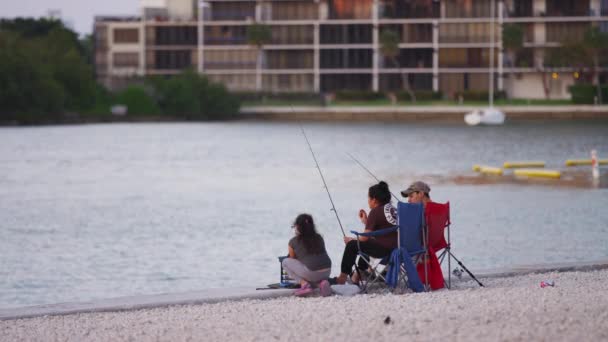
left=400, top=181, right=431, bottom=197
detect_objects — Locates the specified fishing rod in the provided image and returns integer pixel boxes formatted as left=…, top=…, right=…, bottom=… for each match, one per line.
left=346, top=152, right=400, bottom=202
left=299, top=122, right=346, bottom=237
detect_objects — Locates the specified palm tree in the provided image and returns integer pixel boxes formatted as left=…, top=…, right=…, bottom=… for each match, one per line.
left=246, top=23, right=271, bottom=92
left=379, top=29, right=415, bottom=103
left=502, top=24, right=524, bottom=97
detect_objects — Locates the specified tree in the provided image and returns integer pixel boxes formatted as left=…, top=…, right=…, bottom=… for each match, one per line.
left=246, top=23, right=272, bottom=92
left=502, top=24, right=524, bottom=67
left=556, top=26, right=608, bottom=104
left=0, top=30, right=65, bottom=120
left=115, top=86, right=161, bottom=116
left=379, top=29, right=415, bottom=103
left=582, top=27, right=608, bottom=104
left=0, top=18, right=98, bottom=122
left=149, top=70, right=240, bottom=120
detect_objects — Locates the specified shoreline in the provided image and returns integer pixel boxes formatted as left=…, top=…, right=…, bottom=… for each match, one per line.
left=2, top=259, right=607, bottom=321
left=2, top=262, right=608, bottom=341
left=240, top=105, right=608, bottom=122
left=1, top=105, right=607, bottom=126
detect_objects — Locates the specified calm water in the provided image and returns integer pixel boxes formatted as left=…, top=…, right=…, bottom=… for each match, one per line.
left=1, top=121, right=607, bottom=307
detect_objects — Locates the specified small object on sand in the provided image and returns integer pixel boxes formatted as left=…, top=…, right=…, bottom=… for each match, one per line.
left=540, top=280, right=555, bottom=288
left=453, top=268, right=463, bottom=279
left=384, top=316, right=391, bottom=325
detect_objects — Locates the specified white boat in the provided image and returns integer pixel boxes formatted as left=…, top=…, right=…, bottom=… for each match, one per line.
left=464, top=108, right=506, bottom=126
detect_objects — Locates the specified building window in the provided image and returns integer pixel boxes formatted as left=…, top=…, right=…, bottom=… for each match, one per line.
left=155, top=26, right=197, bottom=46
left=445, top=0, right=494, bottom=18
left=95, top=25, right=108, bottom=48
left=380, top=0, right=439, bottom=19
left=379, top=74, right=433, bottom=91
left=546, top=0, right=589, bottom=17
left=321, top=74, right=372, bottom=91
left=263, top=74, right=314, bottom=92
left=507, top=0, right=533, bottom=17
left=321, top=49, right=373, bottom=69
left=113, top=52, right=139, bottom=67
left=204, top=26, right=247, bottom=45
left=546, top=23, right=589, bottom=43
left=210, top=2, right=256, bottom=21
left=329, top=0, right=372, bottom=19
left=271, top=2, right=318, bottom=20
left=439, top=23, right=497, bottom=44
left=204, top=50, right=257, bottom=69
left=266, top=50, right=314, bottom=69
left=270, top=25, right=314, bottom=45
left=113, top=28, right=139, bottom=44
left=155, top=50, right=192, bottom=69
left=320, top=25, right=373, bottom=44
left=381, top=49, right=433, bottom=68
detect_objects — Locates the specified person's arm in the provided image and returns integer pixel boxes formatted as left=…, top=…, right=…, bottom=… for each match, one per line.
left=344, top=209, right=374, bottom=243
left=358, top=209, right=368, bottom=225
left=288, top=245, right=296, bottom=258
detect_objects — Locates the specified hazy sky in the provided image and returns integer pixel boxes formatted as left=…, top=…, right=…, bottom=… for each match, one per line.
left=0, top=0, right=141, bottom=36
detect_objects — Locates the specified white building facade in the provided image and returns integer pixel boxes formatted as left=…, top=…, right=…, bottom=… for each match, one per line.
left=94, top=0, right=608, bottom=99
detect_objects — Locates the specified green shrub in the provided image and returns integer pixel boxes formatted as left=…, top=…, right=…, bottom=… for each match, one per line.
left=568, top=84, right=608, bottom=104
left=115, top=86, right=161, bottom=116
left=334, top=90, right=385, bottom=101
left=453, top=90, right=507, bottom=101
left=234, top=92, right=322, bottom=103
left=396, top=90, right=442, bottom=101
left=149, top=70, right=240, bottom=120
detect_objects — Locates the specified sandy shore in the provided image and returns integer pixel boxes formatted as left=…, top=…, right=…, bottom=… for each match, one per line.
left=2, top=269, right=608, bottom=341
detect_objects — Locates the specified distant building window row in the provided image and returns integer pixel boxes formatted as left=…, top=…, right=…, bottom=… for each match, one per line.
left=155, top=26, right=197, bottom=46
left=113, top=52, right=139, bottom=67
left=155, top=50, right=192, bottom=69
left=113, top=28, right=139, bottom=44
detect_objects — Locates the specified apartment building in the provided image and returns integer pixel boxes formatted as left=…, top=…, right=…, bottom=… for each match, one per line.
left=94, top=0, right=608, bottom=99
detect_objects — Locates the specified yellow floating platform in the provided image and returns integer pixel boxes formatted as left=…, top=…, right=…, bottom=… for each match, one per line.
left=479, top=166, right=503, bottom=175
left=472, top=164, right=481, bottom=172
left=565, top=159, right=608, bottom=166
left=503, top=161, right=545, bottom=169
left=514, top=169, right=561, bottom=179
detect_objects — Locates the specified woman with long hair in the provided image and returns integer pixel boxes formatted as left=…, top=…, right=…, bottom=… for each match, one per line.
left=336, top=181, right=397, bottom=285
left=282, top=213, right=332, bottom=297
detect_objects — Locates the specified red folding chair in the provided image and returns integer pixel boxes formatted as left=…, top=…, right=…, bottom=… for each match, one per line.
left=424, top=201, right=451, bottom=289
left=424, top=201, right=484, bottom=289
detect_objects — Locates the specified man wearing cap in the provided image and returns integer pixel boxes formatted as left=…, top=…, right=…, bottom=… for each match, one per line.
left=401, top=181, right=431, bottom=205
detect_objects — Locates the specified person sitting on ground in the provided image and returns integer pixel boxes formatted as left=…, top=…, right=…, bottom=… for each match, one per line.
left=401, top=181, right=431, bottom=206
left=335, top=181, right=397, bottom=285
left=282, top=213, right=333, bottom=297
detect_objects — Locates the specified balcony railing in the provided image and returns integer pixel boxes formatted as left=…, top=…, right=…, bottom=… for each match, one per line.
left=208, top=10, right=255, bottom=21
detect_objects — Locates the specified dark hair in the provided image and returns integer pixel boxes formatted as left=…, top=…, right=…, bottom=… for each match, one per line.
left=294, top=213, right=324, bottom=254
left=368, top=181, right=391, bottom=205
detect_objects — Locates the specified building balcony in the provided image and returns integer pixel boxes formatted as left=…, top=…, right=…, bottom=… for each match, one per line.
left=204, top=61, right=256, bottom=70
left=208, top=10, right=255, bottom=21
left=379, top=0, right=439, bottom=19
left=204, top=37, right=248, bottom=45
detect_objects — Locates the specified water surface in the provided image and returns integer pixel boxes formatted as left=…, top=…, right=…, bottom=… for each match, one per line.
left=1, top=121, right=607, bottom=307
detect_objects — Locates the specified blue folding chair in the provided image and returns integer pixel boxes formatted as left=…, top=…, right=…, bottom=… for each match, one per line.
left=385, top=201, right=427, bottom=293
left=352, top=202, right=427, bottom=293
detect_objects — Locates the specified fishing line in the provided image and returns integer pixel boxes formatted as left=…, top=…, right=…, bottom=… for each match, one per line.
left=297, top=118, right=346, bottom=237
left=346, top=152, right=400, bottom=202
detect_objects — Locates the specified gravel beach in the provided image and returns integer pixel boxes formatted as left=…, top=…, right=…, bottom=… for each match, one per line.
left=2, top=269, right=608, bottom=342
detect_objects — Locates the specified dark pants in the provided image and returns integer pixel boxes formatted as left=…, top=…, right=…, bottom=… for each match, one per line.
left=340, top=240, right=393, bottom=275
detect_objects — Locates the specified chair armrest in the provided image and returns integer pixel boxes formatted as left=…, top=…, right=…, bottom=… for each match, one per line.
left=351, top=226, right=398, bottom=237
